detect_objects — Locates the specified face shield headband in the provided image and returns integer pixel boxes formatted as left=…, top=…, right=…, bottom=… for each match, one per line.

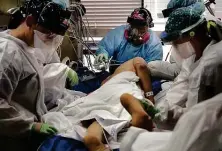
left=37, top=2, right=71, bottom=35
left=127, top=8, right=154, bottom=28
left=161, top=17, right=206, bottom=43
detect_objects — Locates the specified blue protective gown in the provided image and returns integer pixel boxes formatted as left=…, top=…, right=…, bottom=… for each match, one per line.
left=96, top=25, right=163, bottom=63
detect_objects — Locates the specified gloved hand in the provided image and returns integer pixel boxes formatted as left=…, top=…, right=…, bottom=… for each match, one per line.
left=94, top=61, right=108, bottom=71
left=66, top=67, right=79, bottom=86
left=95, top=53, right=109, bottom=63
left=31, top=123, right=58, bottom=135
left=139, top=98, right=160, bottom=119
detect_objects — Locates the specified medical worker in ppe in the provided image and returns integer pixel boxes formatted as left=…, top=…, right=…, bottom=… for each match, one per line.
left=7, top=4, right=79, bottom=89
left=149, top=1, right=222, bottom=129
left=120, top=93, right=222, bottom=151
left=0, top=0, right=74, bottom=150
left=94, top=7, right=163, bottom=73
left=147, top=0, right=204, bottom=81
left=8, top=6, right=63, bottom=64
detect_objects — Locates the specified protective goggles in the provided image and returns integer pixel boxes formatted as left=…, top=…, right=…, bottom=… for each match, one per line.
left=37, top=2, right=71, bottom=35
left=21, top=0, right=71, bottom=35
left=162, top=0, right=216, bottom=18
left=127, top=8, right=154, bottom=28
left=162, top=7, right=176, bottom=18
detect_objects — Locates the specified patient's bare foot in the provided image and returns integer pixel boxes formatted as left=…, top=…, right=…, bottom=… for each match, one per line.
left=120, top=93, right=153, bottom=131
left=131, top=111, right=153, bottom=131
left=83, top=135, right=109, bottom=151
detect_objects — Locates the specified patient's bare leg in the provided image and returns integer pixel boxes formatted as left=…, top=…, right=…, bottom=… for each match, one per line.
left=83, top=121, right=108, bottom=151
left=109, top=57, right=154, bottom=103
left=120, top=93, right=153, bottom=131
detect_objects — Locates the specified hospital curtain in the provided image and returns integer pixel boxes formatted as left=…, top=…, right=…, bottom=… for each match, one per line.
left=80, top=0, right=170, bottom=36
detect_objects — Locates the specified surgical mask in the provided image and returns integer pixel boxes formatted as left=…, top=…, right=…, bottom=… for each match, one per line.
left=34, top=30, right=63, bottom=63
left=173, top=41, right=195, bottom=59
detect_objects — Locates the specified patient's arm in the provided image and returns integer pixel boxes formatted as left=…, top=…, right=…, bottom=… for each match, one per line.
left=104, top=57, right=154, bottom=103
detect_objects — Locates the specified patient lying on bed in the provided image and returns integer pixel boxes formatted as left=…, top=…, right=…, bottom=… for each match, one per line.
left=43, top=57, right=155, bottom=151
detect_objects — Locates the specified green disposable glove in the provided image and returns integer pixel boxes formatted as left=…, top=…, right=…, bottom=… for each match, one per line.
left=31, top=123, right=58, bottom=135
left=66, top=67, right=79, bottom=86
left=139, top=98, right=160, bottom=119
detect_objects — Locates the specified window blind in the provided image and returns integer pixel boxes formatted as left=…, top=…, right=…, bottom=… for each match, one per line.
left=81, top=0, right=141, bottom=30
left=144, top=0, right=169, bottom=19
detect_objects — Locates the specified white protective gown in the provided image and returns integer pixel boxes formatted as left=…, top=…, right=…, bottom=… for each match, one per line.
left=33, top=46, right=86, bottom=112
left=41, top=62, right=86, bottom=111
left=120, top=93, right=222, bottom=151
left=156, top=40, right=222, bottom=127
left=0, top=31, right=47, bottom=137
left=148, top=60, right=180, bottom=80
left=0, top=31, right=85, bottom=151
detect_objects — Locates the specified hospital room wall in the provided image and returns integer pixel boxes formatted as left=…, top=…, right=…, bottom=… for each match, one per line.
left=0, top=14, right=10, bottom=27
left=216, top=1, right=222, bottom=18
left=0, top=0, right=23, bottom=13
left=0, top=0, right=23, bottom=28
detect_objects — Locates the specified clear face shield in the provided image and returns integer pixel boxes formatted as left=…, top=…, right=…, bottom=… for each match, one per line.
left=32, top=1, right=71, bottom=63
left=172, top=41, right=196, bottom=59
left=161, top=18, right=207, bottom=61
left=34, top=30, right=64, bottom=63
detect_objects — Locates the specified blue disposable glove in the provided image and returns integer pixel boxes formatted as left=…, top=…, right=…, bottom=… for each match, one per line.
left=95, top=53, right=109, bottom=63
left=94, top=53, right=109, bottom=70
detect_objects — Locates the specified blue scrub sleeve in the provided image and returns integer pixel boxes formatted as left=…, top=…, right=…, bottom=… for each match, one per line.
left=96, top=26, right=124, bottom=57
left=145, top=42, right=163, bottom=62
left=96, top=33, right=115, bottom=57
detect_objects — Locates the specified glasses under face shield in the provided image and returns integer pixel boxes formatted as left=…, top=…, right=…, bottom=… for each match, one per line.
left=127, top=26, right=150, bottom=46
left=130, top=28, right=146, bottom=39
